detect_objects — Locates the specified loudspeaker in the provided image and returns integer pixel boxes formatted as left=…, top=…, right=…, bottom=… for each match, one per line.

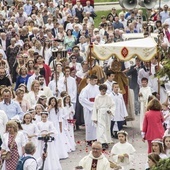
left=119, top=0, right=138, bottom=10
left=138, top=0, right=157, bottom=9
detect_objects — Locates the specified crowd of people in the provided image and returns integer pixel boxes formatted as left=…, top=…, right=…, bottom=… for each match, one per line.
left=0, top=0, right=170, bottom=169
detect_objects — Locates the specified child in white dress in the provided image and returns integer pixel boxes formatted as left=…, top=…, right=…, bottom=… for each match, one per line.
left=26, top=108, right=36, bottom=123
left=37, top=111, right=62, bottom=170
left=34, top=104, right=45, bottom=123
left=162, top=103, right=170, bottom=130
left=22, top=113, right=39, bottom=159
left=48, top=96, right=68, bottom=159
left=151, top=139, right=168, bottom=159
left=111, top=130, right=136, bottom=169
left=163, top=135, right=170, bottom=157
left=63, top=95, right=76, bottom=152
left=58, top=98, right=72, bottom=153
left=22, top=113, right=38, bottom=143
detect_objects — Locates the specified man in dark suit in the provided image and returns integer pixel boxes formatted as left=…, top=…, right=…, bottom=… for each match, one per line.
left=29, top=27, right=39, bottom=41
left=51, top=20, right=59, bottom=38
left=0, top=32, right=10, bottom=53
left=127, top=57, right=141, bottom=115
left=0, top=68, right=11, bottom=87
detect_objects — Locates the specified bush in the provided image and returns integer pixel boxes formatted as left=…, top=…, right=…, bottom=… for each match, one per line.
left=152, top=158, right=170, bottom=170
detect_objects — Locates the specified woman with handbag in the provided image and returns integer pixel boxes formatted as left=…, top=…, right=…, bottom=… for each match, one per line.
left=1, top=120, right=26, bottom=170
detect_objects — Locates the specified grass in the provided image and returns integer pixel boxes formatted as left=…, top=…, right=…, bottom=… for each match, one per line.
left=94, top=10, right=111, bottom=27
left=94, top=8, right=147, bottom=28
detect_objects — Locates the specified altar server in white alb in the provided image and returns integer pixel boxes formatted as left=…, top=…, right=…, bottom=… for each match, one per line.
left=92, top=84, right=115, bottom=149
left=79, top=141, right=110, bottom=170
left=138, top=77, right=152, bottom=131
left=109, top=83, right=128, bottom=138
left=104, top=70, right=116, bottom=94
left=111, top=130, right=136, bottom=169
left=79, top=75, right=100, bottom=145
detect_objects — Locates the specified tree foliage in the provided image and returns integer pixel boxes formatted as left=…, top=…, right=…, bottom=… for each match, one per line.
left=152, top=158, right=170, bottom=170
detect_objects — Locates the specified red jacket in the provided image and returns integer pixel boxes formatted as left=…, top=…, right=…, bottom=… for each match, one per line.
left=142, top=110, right=164, bottom=141
left=43, top=64, right=51, bottom=86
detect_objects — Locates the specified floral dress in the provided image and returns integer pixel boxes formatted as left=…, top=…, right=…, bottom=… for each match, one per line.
left=6, top=135, right=19, bottom=170
left=6, top=46, right=20, bottom=80
left=64, top=35, right=76, bottom=51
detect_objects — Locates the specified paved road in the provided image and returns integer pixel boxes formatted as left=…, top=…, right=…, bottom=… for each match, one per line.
left=60, top=3, right=149, bottom=169
left=60, top=115, right=148, bottom=169
left=94, top=3, right=122, bottom=11
left=94, top=2, right=142, bottom=11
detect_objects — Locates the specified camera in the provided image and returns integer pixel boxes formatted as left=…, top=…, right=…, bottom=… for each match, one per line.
left=38, top=135, right=55, bottom=142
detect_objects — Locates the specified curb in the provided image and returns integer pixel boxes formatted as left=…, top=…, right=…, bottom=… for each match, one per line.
left=94, top=2, right=119, bottom=6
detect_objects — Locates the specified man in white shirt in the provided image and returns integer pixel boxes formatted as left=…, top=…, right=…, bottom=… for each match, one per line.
left=48, top=72, right=63, bottom=97
left=58, top=66, right=77, bottom=108
left=0, top=110, right=8, bottom=149
left=0, top=32, right=10, bottom=54
left=38, top=75, right=53, bottom=98
left=45, top=18, right=54, bottom=29
left=35, top=0, right=45, bottom=10
left=104, top=70, right=116, bottom=94
left=160, top=4, right=169, bottom=23
left=23, top=142, right=44, bottom=170
left=27, top=65, right=46, bottom=91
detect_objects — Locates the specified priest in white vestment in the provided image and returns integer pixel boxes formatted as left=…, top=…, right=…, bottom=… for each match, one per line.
left=79, top=141, right=110, bottom=170
left=92, top=84, right=115, bottom=149
left=79, top=75, right=100, bottom=144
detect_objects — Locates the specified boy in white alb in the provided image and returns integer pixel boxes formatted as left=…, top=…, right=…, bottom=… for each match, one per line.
left=79, top=75, right=100, bottom=145
left=139, top=77, right=152, bottom=131
left=92, top=84, right=115, bottom=149
left=109, top=83, right=128, bottom=138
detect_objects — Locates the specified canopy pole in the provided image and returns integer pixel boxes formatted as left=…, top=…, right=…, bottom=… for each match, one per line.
left=157, top=34, right=161, bottom=97
left=89, top=39, right=93, bottom=75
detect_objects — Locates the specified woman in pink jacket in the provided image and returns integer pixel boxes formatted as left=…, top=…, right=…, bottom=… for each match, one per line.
left=142, top=98, right=164, bottom=153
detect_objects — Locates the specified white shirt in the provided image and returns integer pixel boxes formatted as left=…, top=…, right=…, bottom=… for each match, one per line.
left=27, top=74, right=46, bottom=92
left=23, top=154, right=42, bottom=170
left=48, top=79, right=63, bottom=97
left=0, top=110, right=8, bottom=138
left=45, top=23, right=54, bottom=29
left=59, top=76, right=77, bottom=103
left=35, top=2, right=44, bottom=10
left=0, top=39, right=6, bottom=51
left=104, top=80, right=116, bottom=94
left=109, top=92, right=128, bottom=121
left=0, top=49, right=7, bottom=59
left=69, top=62, right=82, bottom=72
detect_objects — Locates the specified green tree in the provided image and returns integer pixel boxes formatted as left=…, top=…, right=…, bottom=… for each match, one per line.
left=152, top=158, right=170, bottom=170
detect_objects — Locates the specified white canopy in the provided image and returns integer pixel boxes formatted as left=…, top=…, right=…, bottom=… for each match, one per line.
left=122, top=33, right=158, bottom=41
left=91, top=37, right=157, bottom=61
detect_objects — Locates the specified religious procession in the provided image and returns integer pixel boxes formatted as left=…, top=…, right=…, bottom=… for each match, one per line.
left=0, top=0, right=170, bottom=169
